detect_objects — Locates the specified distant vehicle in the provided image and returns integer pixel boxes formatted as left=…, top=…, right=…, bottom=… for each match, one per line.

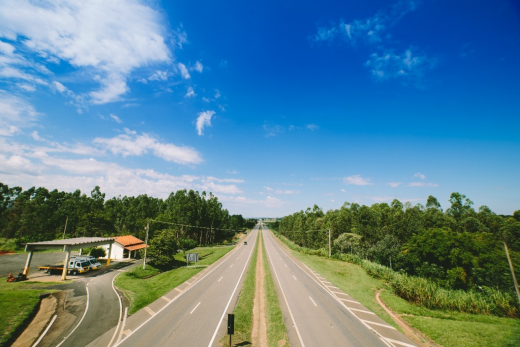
left=39, top=260, right=91, bottom=275
left=243, top=241, right=247, bottom=245
left=72, top=255, right=102, bottom=270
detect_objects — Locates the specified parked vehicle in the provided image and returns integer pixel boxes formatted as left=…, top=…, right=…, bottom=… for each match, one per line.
left=39, top=260, right=91, bottom=275
left=72, top=255, right=102, bottom=270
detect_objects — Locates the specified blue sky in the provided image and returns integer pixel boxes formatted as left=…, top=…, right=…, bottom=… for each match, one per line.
left=0, top=0, right=519, bottom=217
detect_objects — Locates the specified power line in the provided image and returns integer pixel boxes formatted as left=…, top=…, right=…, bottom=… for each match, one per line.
left=150, top=219, right=237, bottom=232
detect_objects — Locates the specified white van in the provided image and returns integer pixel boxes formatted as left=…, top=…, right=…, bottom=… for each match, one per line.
left=68, top=260, right=91, bottom=275
left=72, top=256, right=102, bottom=270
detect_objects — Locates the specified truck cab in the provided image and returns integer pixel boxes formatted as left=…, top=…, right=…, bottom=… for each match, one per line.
left=72, top=256, right=102, bottom=270
left=68, top=260, right=91, bottom=275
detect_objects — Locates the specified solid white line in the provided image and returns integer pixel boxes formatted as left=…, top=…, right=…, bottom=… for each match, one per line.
left=116, top=229, right=252, bottom=346
left=362, top=320, right=396, bottom=330
left=218, top=276, right=223, bottom=282
left=108, top=272, right=124, bottom=347
left=116, top=307, right=128, bottom=345
left=207, top=230, right=258, bottom=347
left=309, top=296, right=317, bottom=307
left=32, top=314, right=57, bottom=347
left=263, top=230, right=306, bottom=347
left=56, top=287, right=89, bottom=347
left=349, top=308, right=375, bottom=314
left=384, top=337, right=417, bottom=347
left=190, top=302, right=201, bottom=314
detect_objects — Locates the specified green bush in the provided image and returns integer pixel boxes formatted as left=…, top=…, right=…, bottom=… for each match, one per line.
left=90, top=247, right=106, bottom=258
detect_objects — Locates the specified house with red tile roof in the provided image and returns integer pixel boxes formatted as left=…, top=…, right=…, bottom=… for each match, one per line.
left=101, top=235, right=147, bottom=260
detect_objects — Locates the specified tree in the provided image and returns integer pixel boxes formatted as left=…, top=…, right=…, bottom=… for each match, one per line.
left=90, top=247, right=106, bottom=258
left=148, top=229, right=179, bottom=268
left=334, top=233, right=362, bottom=254
left=179, top=238, right=197, bottom=255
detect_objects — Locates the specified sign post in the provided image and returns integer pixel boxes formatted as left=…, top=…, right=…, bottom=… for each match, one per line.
left=227, top=313, right=234, bottom=346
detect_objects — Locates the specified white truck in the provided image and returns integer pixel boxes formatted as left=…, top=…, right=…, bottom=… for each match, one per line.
left=72, top=255, right=102, bottom=270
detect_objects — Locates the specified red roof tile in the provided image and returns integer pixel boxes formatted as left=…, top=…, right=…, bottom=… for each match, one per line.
left=114, top=235, right=145, bottom=247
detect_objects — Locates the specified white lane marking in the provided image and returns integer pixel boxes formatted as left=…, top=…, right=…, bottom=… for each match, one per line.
left=108, top=272, right=124, bottom=347
left=116, top=307, right=128, bottom=345
left=339, top=298, right=359, bottom=304
left=207, top=231, right=258, bottom=347
left=161, top=296, right=171, bottom=302
left=384, top=337, right=417, bottom=347
left=230, top=264, right=233, bottom=268
left=362, top=320, right=396, bottom=330
left=264, top=231, right=396, bottom=347
left=56, top=287, right=89, bottom=347
left=32, top=314, right=57, bottom=347
left=284, top=264, right=287, bottom=267
left=331, top=291, right=348, bottom=295
left=218, top=276, right=223, bottom=282
left=190, top=302, right=201, bottom=314
left=175, top=287, right=183, bottom=292
left=263, top=230, right=306, bottom=347
left=292, top=275, right=297, bottom=280
left=144, top=307, right=155, bottom=316
left=309, top=296, right=317, bottom=307
left=349, top=308, right=375, bottom=315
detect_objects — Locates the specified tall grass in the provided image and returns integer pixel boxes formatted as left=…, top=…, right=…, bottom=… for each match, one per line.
left=273, top=231, right=519, bottom=318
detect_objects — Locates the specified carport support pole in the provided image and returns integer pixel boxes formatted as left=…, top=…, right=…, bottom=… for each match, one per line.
left=62, top=247, right=71, bottom=280
left=106, top=243, right=112, bottom=267
left=23, top=249, right=33, bottom=277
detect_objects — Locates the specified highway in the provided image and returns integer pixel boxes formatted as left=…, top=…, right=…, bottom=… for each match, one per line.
left=262, top=225, right=417, bottom=347
left=115, top=225, right=259, bottom=347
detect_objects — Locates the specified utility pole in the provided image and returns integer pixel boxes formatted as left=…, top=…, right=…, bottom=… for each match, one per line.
left=143, top=220, right=149, bottom=270
left=504, top=242, right=520, bottom=305
left=328, top=228, right=331, bottom=258
left=62, top=216, right=68, bottom=239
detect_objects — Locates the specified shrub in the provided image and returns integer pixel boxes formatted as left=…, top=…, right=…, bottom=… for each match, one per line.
left=90, top=247, right=106, bottom=258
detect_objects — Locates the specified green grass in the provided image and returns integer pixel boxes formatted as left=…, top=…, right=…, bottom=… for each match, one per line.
left=115, top=245, right=234, bottom=314
left=0, top=281, right=63, bottom=346
left=220, top=232, right=259, bottom=346
left=262, top=232, right=289, bottom=347
left=271, top=232, right=520, bottom=346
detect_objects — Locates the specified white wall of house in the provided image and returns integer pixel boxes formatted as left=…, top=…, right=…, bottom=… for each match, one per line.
left=101, top=243, right=125, bottom=260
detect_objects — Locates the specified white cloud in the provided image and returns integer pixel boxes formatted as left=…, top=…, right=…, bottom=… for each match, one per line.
left=196, top=110, right=215, bottom=136
left=408, top=182, right=438, bottom=187
left=93, top=129, right=203, bottom=165
left=414, top=172, right=426, bottom=179
left=185, top=86, right=196, bottom=98
left=306, top=123, right=319, bottom=131
left=0, top=154, right=39, bottom=175
left=17, top=83, right=36, bottom=92
left=341, top=188, right=347, bottom=193
left=264, top=186, right=273, bottom=191
left=178, top=63, right=190, bottom=79
left=192, top=61, right=203, bottom=73
left=31, top=131, right=44, bottom=141
left=0, top=90, right=40, bottom=135
left=227, top=170, right=238, bottom=174
left=263, top=123, right=284, bottom=137
left=149, top=70, right=169, bottom=81
left=110, top=114, right=122, bottom=124
left=0, top=1, right=172, bottom=104
left=52, top=81, right=67, bottom=93
left=343, top=174, right=373, bottom=186
left=275, top=189, right=300, bottom=195
left=387, top=182, right=401, bottom=187
left=215, top=89, right=221, bottom=99
left=365, top=48, right=435, bottom=82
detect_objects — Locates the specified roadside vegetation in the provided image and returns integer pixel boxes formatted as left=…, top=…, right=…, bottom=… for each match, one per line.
left=115, top=245, right=234, bottom=314
left=261, top=231, right=289, bottom=347
left=271, top=230, right=520, bottom=347
left=0, top=281, right=63, bottom=346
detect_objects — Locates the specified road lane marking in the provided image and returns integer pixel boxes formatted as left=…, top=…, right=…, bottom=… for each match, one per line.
left=144, top=307, right=155, bottom=316
left=161, top=296, right=171, bottom=302
left=292, top=275, right=297, bottom=280
left=384, top=338, right=417, bottom=347
left=362, top=320, right=396, bottom=330
left=349, top=308, right=375, bottom=314
left=56, top=287, right=89, bottom=347
left=218, top=276, right=223, bottom=282
left=115, top=307, right=128, bottom=345
left=309, top=296, right=317, bottom=307
left=230, top=264, right=233, bottom=268
left=339, top=298, right=359, bottom=304
left=190, top=302, right=201, bottom=314
left=32, top=314, right=57, bottom=347
left=284, top=264, right=287, bottom=267
left=175, top=287, right=182, bottom=292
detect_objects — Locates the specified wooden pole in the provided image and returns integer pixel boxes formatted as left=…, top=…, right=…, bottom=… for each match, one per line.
left=328, top=229, right=331, bottom=258
left=504, top=242, right=520, bottom=305
left=143, top=220, right=149, bottom=270
left=62, top=216, right=68, bottom=239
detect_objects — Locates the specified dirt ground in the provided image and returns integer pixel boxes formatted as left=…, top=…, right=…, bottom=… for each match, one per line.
left=251, top=233, right=268, bottom=347
left=12, top=295, right=57, bottom=347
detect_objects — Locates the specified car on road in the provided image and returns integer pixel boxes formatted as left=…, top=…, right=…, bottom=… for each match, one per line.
left=72, top=255, right=102, bottom=270
left=243, top=241, right=247, bottom=245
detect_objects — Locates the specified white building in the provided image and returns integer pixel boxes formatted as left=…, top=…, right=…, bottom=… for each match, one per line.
left=101, top=235, right=147, bottom=260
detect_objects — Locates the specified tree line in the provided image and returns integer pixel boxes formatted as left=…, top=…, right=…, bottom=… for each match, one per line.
left=274, top=193, right=520, bottom=292
left=0, top=182, right=255, bottom=246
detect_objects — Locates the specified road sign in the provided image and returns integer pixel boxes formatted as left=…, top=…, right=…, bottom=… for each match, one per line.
left=186, top=253, right=199, bottom=262
left=227, top=313, right=234, bottom=334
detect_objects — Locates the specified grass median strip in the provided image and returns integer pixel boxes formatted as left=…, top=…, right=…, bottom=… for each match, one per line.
left=0, top=281, right=63, bottom=346
left=115, top=245, right=234, bottom=315
left=220, top=232, right=259, bottom=346
left=271, top=231, right=520, bottom=347
left=262, top=231, right=289, bottom=347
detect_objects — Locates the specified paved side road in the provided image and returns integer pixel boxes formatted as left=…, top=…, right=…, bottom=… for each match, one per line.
left=0, top=251, right=81, bottom=277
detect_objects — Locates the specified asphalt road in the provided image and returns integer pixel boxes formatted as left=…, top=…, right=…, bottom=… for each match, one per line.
left=0, top=250, right=80, bottom=277
left=262, top=225, right=417, bottom=347
left=115, top=226, right=259, bottom=347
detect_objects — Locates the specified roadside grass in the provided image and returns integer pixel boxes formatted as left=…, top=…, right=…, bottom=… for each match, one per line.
left=115, top=245, right=235, bottom=315
left=219, top=232, right=258, bottom=346
left=0, top=281, right=63, bottom=346
left=262, top=232, right=289, bottom=347
left=272, top=232, right=520, bottom=347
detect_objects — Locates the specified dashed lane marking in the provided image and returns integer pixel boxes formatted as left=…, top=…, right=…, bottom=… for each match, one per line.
left=349, top=308, right=375, bottom=315
left=174, top=287, right=182, bottom=292
left=384, top=338, right=417, bottom=347
left=144, top=307, right=155, bottom=316
left=161, top=296, right=171, bottom=302
left=362, top=320, right=396, bottom=330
